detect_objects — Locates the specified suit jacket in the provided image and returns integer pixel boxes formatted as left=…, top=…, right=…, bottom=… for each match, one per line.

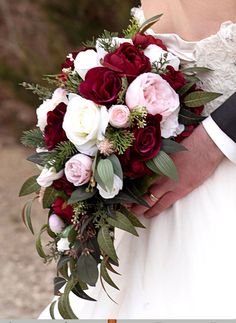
left=211, top=92, right=236, bottom=142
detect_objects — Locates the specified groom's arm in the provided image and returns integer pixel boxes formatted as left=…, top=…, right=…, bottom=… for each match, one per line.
left=202, top=92, right=236, bottom=164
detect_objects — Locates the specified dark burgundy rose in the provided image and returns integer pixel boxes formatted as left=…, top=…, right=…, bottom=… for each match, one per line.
left=44, top=103, right=67, bottom=150
left=79, top=67, right=122, bottom=105
left=132, top=33, right=167, bottom=50
left=61, top=50, right=80, bottom=70
left=52, top=175, right=75, bottom=196
left=161, top=65, right=186, bottom=90
left=103, top=43, right=151, bottom=81
left=52, top=197, right=73, bottom=224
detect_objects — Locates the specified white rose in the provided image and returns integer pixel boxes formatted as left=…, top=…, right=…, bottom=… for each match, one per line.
left=144, top=44, right=180, bottom=70
left=161, top=115, right=185, bottom=138
left=57, top=237, right=70, bottom=252
left=97, top=175, right=123, bottom=199
left=63, top=95, right=109, bottom=156
left=49, top=214, right=65, bottom=234
left=74, top=49, right=101, bottom=80
left=36, top=167, right=64, bottom=187
left=36, top=88, right=68, bottom=131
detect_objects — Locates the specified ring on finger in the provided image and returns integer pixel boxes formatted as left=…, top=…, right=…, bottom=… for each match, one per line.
left=148, top=192, right=159, bottom=203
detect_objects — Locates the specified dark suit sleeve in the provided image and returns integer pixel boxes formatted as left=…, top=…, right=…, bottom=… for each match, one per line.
left=211, top=92, right=236, bottom=142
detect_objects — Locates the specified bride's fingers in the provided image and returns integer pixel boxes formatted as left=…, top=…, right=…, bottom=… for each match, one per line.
left=131, top=194, right=156, bottom=216
left=144, top=191, right=178, bottom=218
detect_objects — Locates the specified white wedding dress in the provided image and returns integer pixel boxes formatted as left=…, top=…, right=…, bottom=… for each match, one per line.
left=39, top=9, right=236, bottom=319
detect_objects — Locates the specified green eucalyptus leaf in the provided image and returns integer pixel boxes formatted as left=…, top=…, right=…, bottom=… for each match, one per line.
left=145, top=159, right=162, bottom=175
left=58, top=280, right=78, bottom=319
left=179, top=108, right=206, bottom=125
left=19, top=175, right=40, bottom=197
left=49, top=300, right=57, bottom=319
left=183, top=66, right=213, bottom=74
left=97, top=159, right=114, bottom=192
left=68, top=187, right=97, bottom=204
left=35, top=224, right=48, bottom=259
left=107, top=154, right=123, bottom=179
left=101, top=261, right=119, bottom=290
left=61, top=225, right=73, bottom=238
left=139, top=14, right=163, bottom=33
left=153, top=151, right=179, bottom=181
left=161, top=139, right=187, bottom=153
left=77, top=253, right=99, bottom=286
left=94, top=170, right=107, bottom=191
left=97, top=226, right=118, bottom=263
left=26, top=152, right=50, bottom=166
left=105, top=260, right=121, bottom=275
left=184, top=91, right=222, bottom=108
left=21, top=198, right=36, bottom=234
left=57, top=255, right=71, bottom=271
left=177, top=81, right=196, bottom=96
left=42, top=187, right=58, bottom=209
left=54, top=276, right=66, bottom=295
left=119, top=206, right=146, bottom=228
left=107, top=211, right=138, bottom=236
left=71, top=282, right=96, bottom=301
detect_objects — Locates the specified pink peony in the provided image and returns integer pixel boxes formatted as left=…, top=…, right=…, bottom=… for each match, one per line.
left=65, top=153, right=93, bottom=186
left=109, top=105, right=130, bottom=128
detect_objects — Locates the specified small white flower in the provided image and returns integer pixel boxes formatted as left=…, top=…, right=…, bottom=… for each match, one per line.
left=57, top=237, right=70, bottom=252
left=97, top=175, right=123, bottom=199
left=74, top=49, right=101, bottom=79
left=144, top=44, right=180, bottom=70
left=49, top=214, right=65, bottom=234
left=36, top=167, right=64, bottom=188
left=36, top=88, right=68, bottom=131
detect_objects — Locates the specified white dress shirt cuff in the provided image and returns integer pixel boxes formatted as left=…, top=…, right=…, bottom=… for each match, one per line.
left=202, top=116, right=236, bottom=164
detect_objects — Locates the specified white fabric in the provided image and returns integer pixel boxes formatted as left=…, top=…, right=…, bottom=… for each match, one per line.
left=39, top=10, right=236, bottom=320
left=203, top=116, right=236, bottom=164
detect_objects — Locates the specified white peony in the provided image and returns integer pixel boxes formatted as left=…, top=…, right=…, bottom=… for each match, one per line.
left=36, top=167, right=64, bottom=188
left=97, top=174, right=123, bottom=199
left=74, top=49, right=101, bottom=80
left=161, top=115, right=185, bottom=138
left=144, top=44, right=180, bottom=70
left=57, top=238, right=70, bottom=252
left=49, top=214, right=65, bottom=234
left=36, top=88, right=68, bottom=131
left=63, top=95, right=109, bottom=156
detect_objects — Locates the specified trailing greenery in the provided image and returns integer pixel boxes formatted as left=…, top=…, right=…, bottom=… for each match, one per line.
left=20, top=82, right=52, bottom=101
left=21, top=128, right=45, bottom=148
left=106, top=127, right=134, bottom=155
left=122, top=16, right=140, bottom=38
left=44, top=141, right=78, bottom=171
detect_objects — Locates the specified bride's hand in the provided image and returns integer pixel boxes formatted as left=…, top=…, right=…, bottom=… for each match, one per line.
left=131, top=124, right=224, bottom=218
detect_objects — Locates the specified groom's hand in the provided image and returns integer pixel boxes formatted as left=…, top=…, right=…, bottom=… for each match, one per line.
left=131, top=124, right=224, bottom=218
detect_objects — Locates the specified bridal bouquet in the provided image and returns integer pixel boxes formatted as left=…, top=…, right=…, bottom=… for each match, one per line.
left=19, top=14, right=220, bottom=319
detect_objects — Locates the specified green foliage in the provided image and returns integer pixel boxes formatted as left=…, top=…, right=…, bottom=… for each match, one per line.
left=139, top=14, right=163, bottom=34
left=184, top=91, right=222, bottom=108
left=57, top=279, right=78, bottom=319
left=97, top=225, right=118, bottom=263
left=122, top=16, right=140, bottom=38
left=44, top=141, right=78, bottom=171
left=161, top=139, right=187, bottom=153
left=117, top=77, right=128, bottom=104
left=20, top=82, right=52, bottom=101
left=21, top=129, right=45, bottom=149
left=151, top=54, right=169, bottom=74
left=63, top=72, right=82, bottom=93
left=77, top=253, right=99, bottom=286
left=106, top=127, right=134, bottom=155
left=179, top=108, right=206, bottom=125
left=19, top=175, right=40, bottom=197
left=100, top=260, right=119, bottom=290
left=68, top=187, right=97, bottom=204
left=129, top=106, right=147, bottom=128
left=97, top=30, right=119, bottom=52
left=97, top=159, right=114, bottom=192
left=21, top=197, right=38, bottom=235
left=107, top=211, right=138, bottom=236
left=42, top=187, right=58, bottom=209
left=36, top=224, right=48, bottom=260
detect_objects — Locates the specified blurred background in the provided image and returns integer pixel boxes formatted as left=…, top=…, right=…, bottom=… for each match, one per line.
left=0, top=0, right=140, bottom=318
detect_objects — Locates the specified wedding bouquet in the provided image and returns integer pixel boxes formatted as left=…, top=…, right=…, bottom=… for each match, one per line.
left=19, top=14, right=220, bottom=319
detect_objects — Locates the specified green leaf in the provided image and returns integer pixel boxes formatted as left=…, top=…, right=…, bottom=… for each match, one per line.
left=19, top=175, right=40, bottom=197
left=49, top=300, right=57, bottom=319
left=61, top=225, right=73, bottom=238
left=183, top=66, right=213, bottom=74
left=54, top=276, right=66, bottom=295
left=153, top=151, right=179, bottom=181
left=101, top=261, right=119, bottom=290
left=161, top=139, right=187, bottom=154
left=68, top=187, right=97, bottom=204
left=77, top=253, right=99, bottom=286
left=35, top=224, right=48, bottom=259
left=58, top=280, right=78, bottom=319
left=57, top=256, right=70, bottom=280
left=42, top=187, right=57, bottom=209
left=97, top=226, right=118, bottom=263
left=97, top=159, right=114, bottom=192
left=107, top=211, right=138, bottom=236
left=119, top=206, right=146, bottom=228
left=139, top=14, right=163, bottom=33
left=71, top=282, right=96, bottom=301
left=107, top=154, right=123, bottom=179
left=26, top=152, right=50, bottom=166
left=105, top=261, right=121, bottom=275
left=145, top=159, right=162, bottom=175
left=177, top=81, right=196, bottom=96
left=179, top=108, right=206, bottom=125
left=21, top=128, right=45, bottom=148
left=184, top=91, right=222, bottom=108
left=21, top=198, right=36, bottom=234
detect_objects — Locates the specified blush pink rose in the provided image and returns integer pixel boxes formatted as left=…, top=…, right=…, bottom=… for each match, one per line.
left=109, top=105, right=130, bottom=128
left=125, top=73, right=182, bottom=137
left=65, top=153, right=93, bottom=186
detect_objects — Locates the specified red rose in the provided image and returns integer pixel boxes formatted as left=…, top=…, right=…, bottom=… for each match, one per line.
left=161, top=65, right=186, bottom=90
left=52, top=175, right=75, bottom=196
left=52, top=197, right=73, bottom=224
left=44, top=103, right=67, bottom=150
left=103, top=43, right=151, bottom=81
left=61, top=50, right=80, bottom=71
left=119, top=114, right=162, bottom=178
left=132, top=33, right=167, bottom=50
left=79, top=67, right=122, bottom=106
